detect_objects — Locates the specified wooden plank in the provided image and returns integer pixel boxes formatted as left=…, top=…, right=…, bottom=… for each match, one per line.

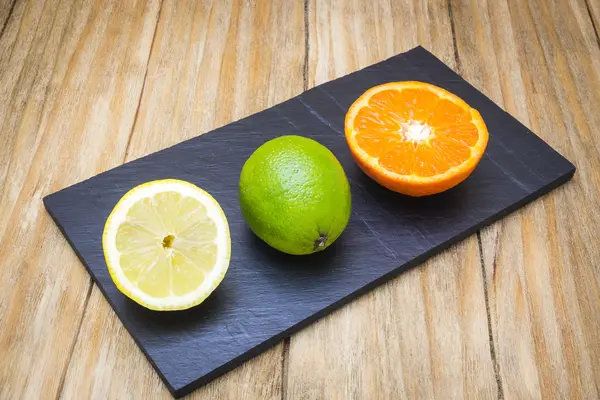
left=453, top=0, right=600, bottom=397
left=0, top=0, right=15, bottom=36
left=285, top=1, right=498, bottom=399
left=584, top=0, right=600, bottom=38
left=4, top=1, right=598, bottom=399
left=449, top=2, right=515, bottom=397
left=59, top=1, right=305, bottom=398
left=0, top=0, right=161, bottom=398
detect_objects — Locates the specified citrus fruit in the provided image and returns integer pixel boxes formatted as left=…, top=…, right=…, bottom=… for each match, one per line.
left=239, top=136, right=351, bottom=255
left=102, top=179, right=230, bottom=311
left=344, top=81, right=488, bottom=196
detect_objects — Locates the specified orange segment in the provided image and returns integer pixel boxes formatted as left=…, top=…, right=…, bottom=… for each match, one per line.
left=354, top=106, right=402, bottom=134
left=379, top=141, right=416, bottom=176
left=345, top=81, right=488, bottom=196
left=435, top=122, right=480, bottom=147
left=355, top=131, right=403, bottom=158
left=428, top=98, right=472, bottom=127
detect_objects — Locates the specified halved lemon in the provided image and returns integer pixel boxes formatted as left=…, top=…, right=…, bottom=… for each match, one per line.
left=102, top=179, right=230, bottom=311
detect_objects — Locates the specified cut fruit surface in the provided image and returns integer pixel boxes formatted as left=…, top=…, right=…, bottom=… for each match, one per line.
left=102, top=179, right=230, bottom=311
left=345, top=81, right=489, bottom=196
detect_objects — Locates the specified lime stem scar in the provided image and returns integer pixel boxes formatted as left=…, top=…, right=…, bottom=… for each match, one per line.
left=314, top=235, right=328, bottom=250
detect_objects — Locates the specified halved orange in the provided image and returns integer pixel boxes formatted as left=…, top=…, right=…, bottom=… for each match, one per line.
left=344, top=81, right=488, bottom=196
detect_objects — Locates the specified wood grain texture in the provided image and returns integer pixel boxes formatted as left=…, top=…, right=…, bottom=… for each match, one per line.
left=585, top=0, right=600, bottom=39
left=453, top=0, right=600, bottom=398
left=285, top=1, right=498, bottom=399
left=0, top=0, right=15, bottom=37
left=59, top=0, right=304, bottom=398
left=2, top=0, right=599, bottom=398
left=0, top=0, right=160, bottom=398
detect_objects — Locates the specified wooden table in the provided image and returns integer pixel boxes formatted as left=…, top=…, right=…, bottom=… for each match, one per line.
left=1, top=0, right=599, bottom=398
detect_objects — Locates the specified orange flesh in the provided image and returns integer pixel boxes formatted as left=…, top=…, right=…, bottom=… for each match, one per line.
left=353, top=88, right=480, bottom=177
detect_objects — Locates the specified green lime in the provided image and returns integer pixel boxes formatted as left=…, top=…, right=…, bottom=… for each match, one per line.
left=239, top=135, right=351, bottom=255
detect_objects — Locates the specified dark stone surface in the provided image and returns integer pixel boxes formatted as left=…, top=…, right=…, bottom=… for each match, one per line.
left=44, top=47, right=575, bottom=398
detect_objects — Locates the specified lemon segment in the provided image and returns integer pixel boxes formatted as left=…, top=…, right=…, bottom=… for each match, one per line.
left=102, top=179, right=230, bottom=311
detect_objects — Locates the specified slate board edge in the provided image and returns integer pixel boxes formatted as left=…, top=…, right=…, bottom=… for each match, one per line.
left=41, top=52, right=394, bottom=200
left=408, top=47, right=575, bottom=170
left=169, top=164, right=575, bottom=398
left=43, top=45, right=575, bottom=202
left=40, top=46, right=422, bottom=200
left=43, top=195, right=175, bottom=394
left=43, top=164, right=575, bottom=398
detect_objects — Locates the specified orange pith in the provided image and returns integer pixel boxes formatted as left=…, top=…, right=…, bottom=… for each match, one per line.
left=344, top=81, right=488, bottom=196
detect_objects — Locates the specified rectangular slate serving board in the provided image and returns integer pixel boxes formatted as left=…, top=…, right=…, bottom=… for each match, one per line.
left=44, top=46, right=575, bottom=398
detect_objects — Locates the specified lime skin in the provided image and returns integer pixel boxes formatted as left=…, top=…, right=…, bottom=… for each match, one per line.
left=239, top=135, right=352, bottom=255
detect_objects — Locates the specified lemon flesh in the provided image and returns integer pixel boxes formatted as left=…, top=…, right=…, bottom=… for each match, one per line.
left=103, top=179, right=230, bottom=311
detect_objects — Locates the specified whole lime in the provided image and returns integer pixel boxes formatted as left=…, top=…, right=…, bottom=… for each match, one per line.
left=239, top=135, right=351, bottom=255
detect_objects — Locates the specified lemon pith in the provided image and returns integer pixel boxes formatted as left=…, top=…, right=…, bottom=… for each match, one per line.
left=102, top=179, right=230, bottom=311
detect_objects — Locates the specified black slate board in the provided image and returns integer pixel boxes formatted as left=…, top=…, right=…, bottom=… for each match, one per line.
left=44, top=47, right=575, bottom=398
